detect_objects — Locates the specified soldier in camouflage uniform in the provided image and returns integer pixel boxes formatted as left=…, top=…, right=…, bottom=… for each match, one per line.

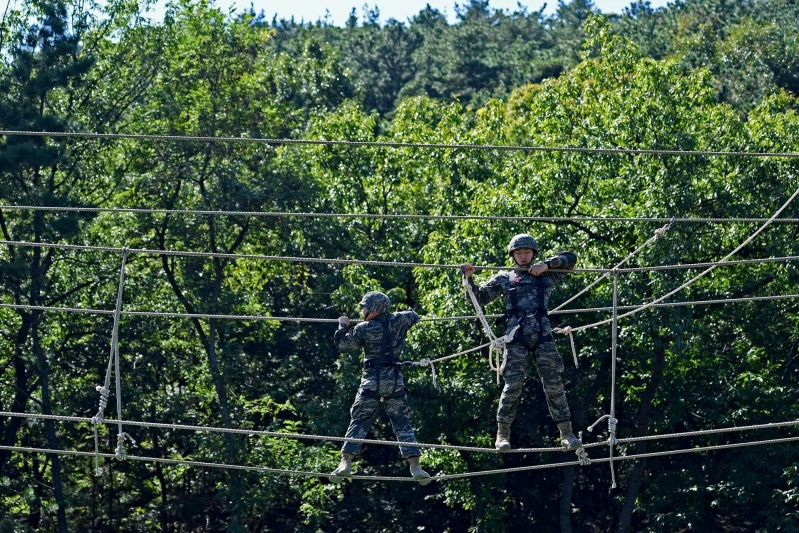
left=329, top=291, right=432, bottom=485
left=462, top=234, right=583, bottom=451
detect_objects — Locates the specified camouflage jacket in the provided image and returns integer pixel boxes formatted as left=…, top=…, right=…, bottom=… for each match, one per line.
left=334, top=311, right=420, bottom=362
left=467, top=251, right=577, bottom=336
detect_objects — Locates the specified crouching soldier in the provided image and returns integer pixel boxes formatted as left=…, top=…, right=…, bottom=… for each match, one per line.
left=462, top=234, right=582, bottom=451
left=329, top=291, right=432, bottom=485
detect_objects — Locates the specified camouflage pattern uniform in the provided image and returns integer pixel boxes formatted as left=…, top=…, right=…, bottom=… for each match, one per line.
left=334, top=311, right=422, bottom=458
left=467, top=251, right=577, bottom=424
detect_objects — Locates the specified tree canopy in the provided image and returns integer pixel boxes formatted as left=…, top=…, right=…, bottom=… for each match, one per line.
left=1, top=0, right=799, bottom=531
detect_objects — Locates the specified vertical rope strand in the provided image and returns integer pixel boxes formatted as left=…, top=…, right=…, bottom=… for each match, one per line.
left=110, top=250, right=133, bottom=460
left=609, top=269, right=619, bottom=489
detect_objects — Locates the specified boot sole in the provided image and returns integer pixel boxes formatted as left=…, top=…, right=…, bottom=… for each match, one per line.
left=329, top=471, right=352, bottom=483
left=413, top=474, right=433, bottom=486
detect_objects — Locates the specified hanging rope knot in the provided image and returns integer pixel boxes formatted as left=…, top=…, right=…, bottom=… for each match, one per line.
left=115, top=432, right=136, bottom=461
left=608, top=417, right=618, bottom=445
left=575, top=447, right=591, bottom=466
left=96, top=385, right=110, bottom=409
left=654, top=218, right=675, bottom=238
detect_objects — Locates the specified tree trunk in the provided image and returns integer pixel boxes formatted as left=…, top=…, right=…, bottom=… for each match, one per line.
left=616, top=340, right=667, bottom=533
left=560, top=351, right=612, bottom=533
left=0, top=316, right=32, bottom=475
left=32, top=312, right=69, bottom=533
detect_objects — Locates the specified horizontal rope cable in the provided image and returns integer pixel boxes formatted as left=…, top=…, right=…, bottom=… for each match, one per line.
left=616, top=255, right=799, bottom=272
left=0, top=240, right=598, bottom=272
left=2, top=434, right=797, bottom=482
left=3, top=411, right=796, bottom=455
left=3, top=130, right=799, bottom=158
left=3, top=205, right=799, bottom=224
left=615, top=418, right=799, bottom=445
left=4, top=239, right=799, bottom=276
left=561, top=185, right=799, bottom=333
left=0, top=411, right=589, bottom=453
left=2, top=293, right=798, bottom=323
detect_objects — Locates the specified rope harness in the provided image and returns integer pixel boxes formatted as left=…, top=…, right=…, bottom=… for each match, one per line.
left=461, top=272, right=519, bottom=385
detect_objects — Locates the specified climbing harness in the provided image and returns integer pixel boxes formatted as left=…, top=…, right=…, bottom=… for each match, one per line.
left=360, top=315, right=403, bottom=400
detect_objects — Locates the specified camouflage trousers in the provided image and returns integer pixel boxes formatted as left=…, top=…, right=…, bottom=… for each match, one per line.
left=341, top=365, right=421, bottom=458
left=497, top=335, right=571, bottom=424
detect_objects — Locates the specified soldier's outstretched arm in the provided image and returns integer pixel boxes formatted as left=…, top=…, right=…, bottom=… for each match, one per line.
left=542, top=251, right=577, bottom=284
left=463, top=267, right=505, bottom=306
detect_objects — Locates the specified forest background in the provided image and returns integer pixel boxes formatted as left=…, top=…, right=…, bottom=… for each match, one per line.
left=1, top=0, right=799, bottom=531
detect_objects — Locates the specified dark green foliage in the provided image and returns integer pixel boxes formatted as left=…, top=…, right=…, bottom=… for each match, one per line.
left=1, top=0, right=799, bottom=532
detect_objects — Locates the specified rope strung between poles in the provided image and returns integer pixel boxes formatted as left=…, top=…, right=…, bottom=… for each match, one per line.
left=553, top=221, right=673, bottom=367
left=410, top=342, right=494, bottom=389
left=4, top=130, right=799, bottom=158
left=0, top=239, right=598, bottom=273
left=1, top=434, right=797, bottom=483
left=461, top=270, right=520, bottom=385
left=0, top=410, right=603, bottom=454
left=3, top=410, right=798, bottom=454
left=3, top=292, right=799, bottom=324
left=6, top=204, right=799, bottom=224
left=4, top=239, right=799, bottom=274
left=555, top=182, right=799, bottom=336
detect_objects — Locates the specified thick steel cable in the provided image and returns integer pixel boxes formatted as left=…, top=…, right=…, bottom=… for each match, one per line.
left=3, top=130, right=799, bottom=158
left=1, top=434, right=797, bottom=482
left=4, top=205, right=799, bottom=224
left=552, top=222, right=671, bottom=312
left=0, top=240, right=599, bottom=272
left=560, top=184, right=799, bottom=334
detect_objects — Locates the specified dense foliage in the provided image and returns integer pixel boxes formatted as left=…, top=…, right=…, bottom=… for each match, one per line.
left=1, top=0, right=799, bottom=531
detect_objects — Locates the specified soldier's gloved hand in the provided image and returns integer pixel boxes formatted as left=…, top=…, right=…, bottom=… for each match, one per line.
left=462, top=264, right=476, bottom=278
left=528, top=263, right=549, bottom=276
left=338, top=316, right=351, bottom=327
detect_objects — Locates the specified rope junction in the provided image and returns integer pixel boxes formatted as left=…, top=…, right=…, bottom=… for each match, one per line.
left=4, top=204, right=799, bottom=224
left=3, top=129, right=799, bottom=158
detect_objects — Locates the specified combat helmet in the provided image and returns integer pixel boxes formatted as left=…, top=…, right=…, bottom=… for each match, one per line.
left=359, top=291, right=392, bottom=315
left=507, top=234, right=539, bottom=257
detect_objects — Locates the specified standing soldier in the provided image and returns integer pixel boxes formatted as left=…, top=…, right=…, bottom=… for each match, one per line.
left=330, top=291, right=432, bottom=485
left=462, top=234, right=583, bottom=451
